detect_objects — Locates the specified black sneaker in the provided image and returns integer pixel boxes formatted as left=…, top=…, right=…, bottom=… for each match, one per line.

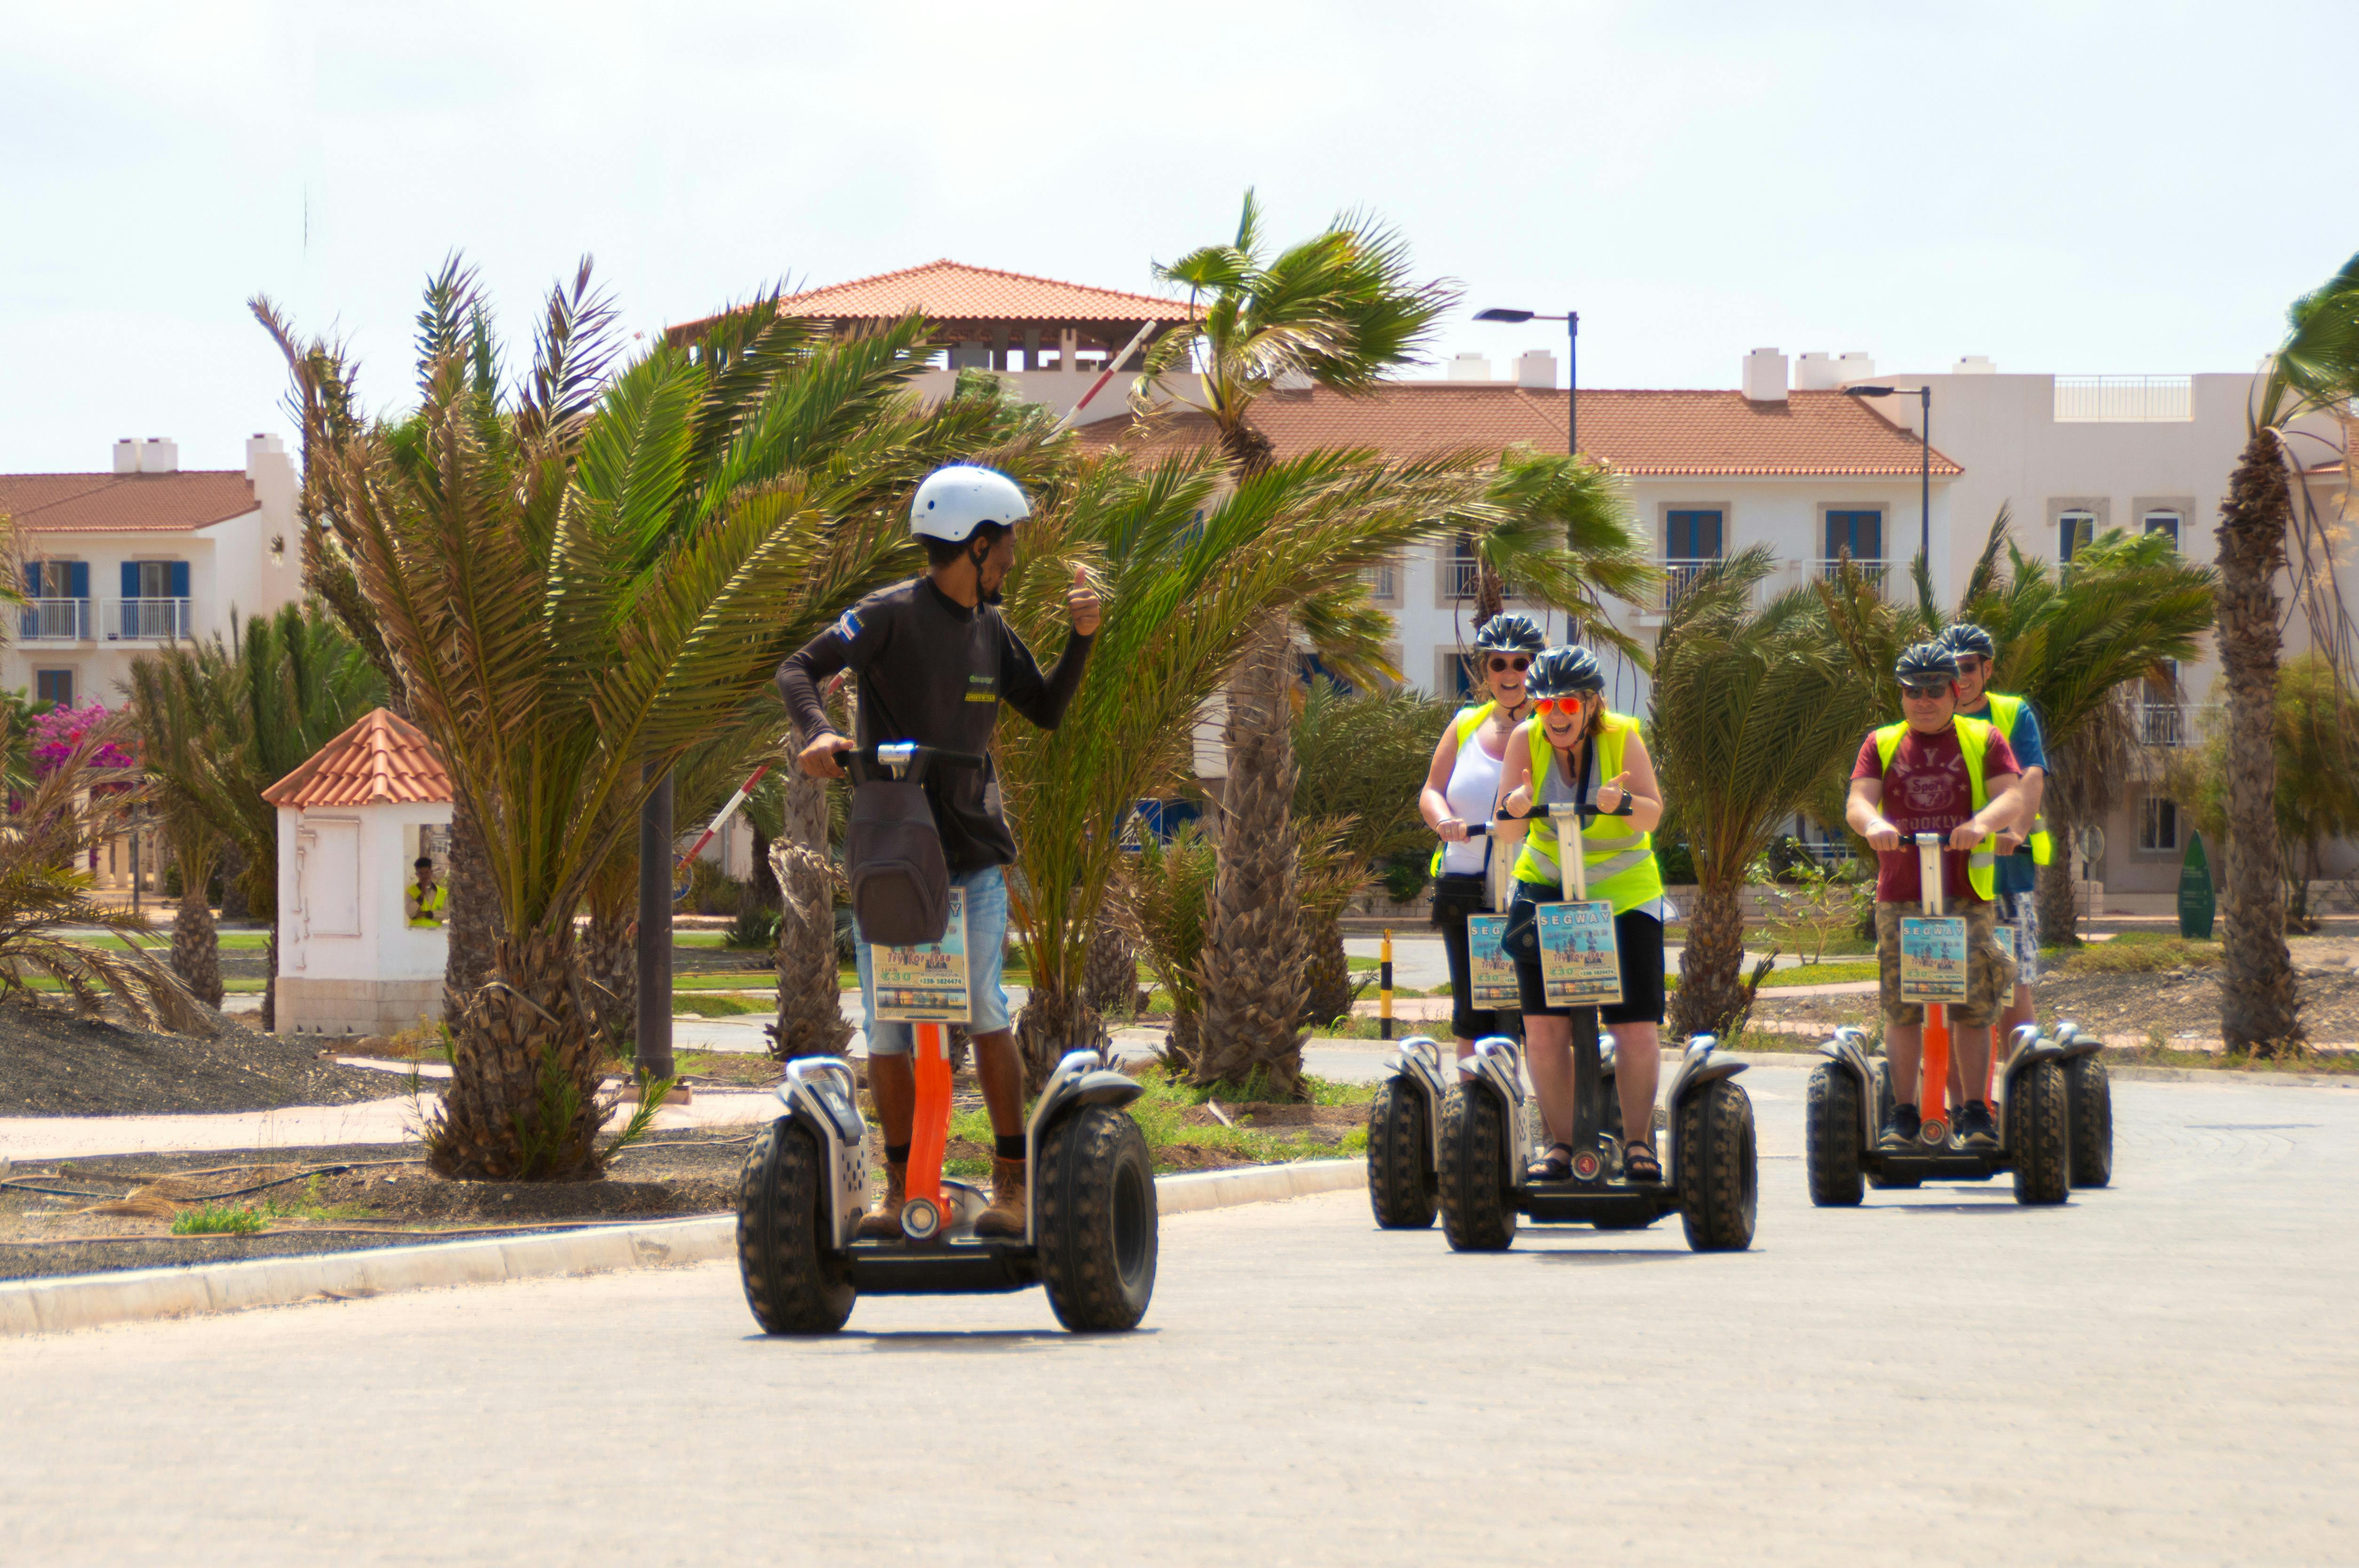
left=1879, top=1102, right=1921, bottom=1148
left=1957, top=1100, right=1999, bottom=1148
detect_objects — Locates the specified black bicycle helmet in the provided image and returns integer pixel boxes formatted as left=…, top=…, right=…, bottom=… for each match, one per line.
left=1527, top=645, right=1606, bottom=700
left=1473, top=613, right=1547, bottom=654
left=1894, top=640, right=1961, bottom=686
left=1941, top=621, right=1997, bottom=661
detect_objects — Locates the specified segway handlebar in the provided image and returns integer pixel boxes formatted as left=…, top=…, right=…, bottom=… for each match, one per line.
left=845, top=743, right=987, bottom=786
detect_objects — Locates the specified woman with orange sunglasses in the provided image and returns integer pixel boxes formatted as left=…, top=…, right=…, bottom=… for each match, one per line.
left=1495, top=645, right=1671, bottom=1183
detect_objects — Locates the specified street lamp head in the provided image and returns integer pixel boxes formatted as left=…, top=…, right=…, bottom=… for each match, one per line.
left=1845, top=385, right=1898, bottom=397
left=1473, top=308, right=1536, bottom=323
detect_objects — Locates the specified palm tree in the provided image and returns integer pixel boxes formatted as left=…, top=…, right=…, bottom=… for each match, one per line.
left=1652, top=548, right=1879, bottom=1037
left=2212, top=256, right=2359, bottom=1053
left=293, top=259, right=1034, bottom=1179
left=992, top=446, right=1490, bottom=1095
left=1134, top=192, right=1457, bottom=1089
left=123, top=661, right=229, bottom=1006
left=126, top=606, right=387, bottom=1029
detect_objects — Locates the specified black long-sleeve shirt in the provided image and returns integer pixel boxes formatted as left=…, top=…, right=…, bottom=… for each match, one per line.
left=778, top=575, right=1093, bottom=873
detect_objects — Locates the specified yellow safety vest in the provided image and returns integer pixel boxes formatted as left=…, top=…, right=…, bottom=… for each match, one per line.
left=1512, top=711, right=1666, bottom=916
left=1428, top=702, right=1498, bottom=876
left=1871, top=717, right=2000, bottom=902
left=410, top=883, right=448, bottom=929
left=1981, top=692, right=2055, bottom=866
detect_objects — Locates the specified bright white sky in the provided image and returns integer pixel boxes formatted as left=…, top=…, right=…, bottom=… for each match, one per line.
left=4, top=0, right=2352, bottom=473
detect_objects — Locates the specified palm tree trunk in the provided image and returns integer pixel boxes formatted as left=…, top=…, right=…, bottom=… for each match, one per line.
left=1017, top=976, right=1106, bottom=1091
left=1082, top=906, right=1138, bottom=1019
left=770, top=766, right=851, bottom=1062
left=2214, top=428, right=2303, bottom=1055
left=1195, top=613, right=1308, bottom=1095
left=170, top=842, right=224, bottom=1009
left=583, top=888, right=635, bottom=1047
left=430, top=927, right=604, bottom=1180
left=1299, top=908, right=1357, bottom=1026
left=441, top=791, right=497, bottom=1029
left=2034, top=837, right=2081, bottom=948
left=1671, top=858, right=1749, bottom=1038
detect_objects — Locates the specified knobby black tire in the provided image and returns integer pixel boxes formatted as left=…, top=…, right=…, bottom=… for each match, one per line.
left=1867, top=1061, right=1922, bottom=1189
left=1367, top=1078, right=1438, bottom=1229
left=1438, top=1083, right=1516, bottom=1252
left=1805, top=1063, right=1865, bottom=1207
left=1037, top=1105, right=1158, bottom=1332
left=737, top=1116, right=855, bottom=1335
left=2009, top=1060, right=2072, bottom=1206
left=2065, top=1055, right=2114, bottom=1188
left=1677, top=1078, right=1757, bottom=1251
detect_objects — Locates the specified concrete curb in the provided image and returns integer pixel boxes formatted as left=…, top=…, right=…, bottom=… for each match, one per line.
left=0, top=1159, right=1368, bottom=1339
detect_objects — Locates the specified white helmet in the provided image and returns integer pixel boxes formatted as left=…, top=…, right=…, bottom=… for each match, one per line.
left=910, top=464, right=1030, bottom=544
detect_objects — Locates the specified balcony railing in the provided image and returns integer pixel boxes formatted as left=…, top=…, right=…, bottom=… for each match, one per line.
left=1813, top=559, right=1893, bottom=599
left=1443, top=556, right=1481, bottom=600
left=1361, top=560, right=1398, bottom=600
left=1659, top=557, right=1719, bottom=611
left=106, top=597, right=193, bottom=642
left=19, top=597, right=92, bottom=642
left=2140, top=702, right=2185, bottom=748
left=2054, top=375, right=2193, bottom=423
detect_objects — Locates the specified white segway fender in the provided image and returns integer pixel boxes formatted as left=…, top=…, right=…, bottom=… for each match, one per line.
left=1816, top=1026, right=1880, bottom=1146
left=1383, top=1035, right=1450, bottom=1168
left=775, top=1057, right=870, bottom=1250
left=2050, top=1020, right=2102, bottom=1061
left=1663, top=1034, right=1748, bottom=1185
left=1458, top=1035, right=1531, bottom=1190
left=1023, top=1048, right=1144, bottom=1246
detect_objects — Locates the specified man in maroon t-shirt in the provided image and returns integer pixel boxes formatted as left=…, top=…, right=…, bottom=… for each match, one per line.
left=1845, top=642, right=2024, bottom=1149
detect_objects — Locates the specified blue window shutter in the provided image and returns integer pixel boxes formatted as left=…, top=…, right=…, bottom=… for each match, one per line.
left=23, top=563, right=39, bottom=597
left=1862, top=511, right=1883, bottom=558
left=68, top=562, right=89, bottom=599
left=121, top=562, right=140, bottom=598
left=168, top=561, right=190, bottom=598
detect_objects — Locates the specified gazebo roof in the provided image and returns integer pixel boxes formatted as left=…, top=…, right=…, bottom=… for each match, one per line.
left=261, top=708, right=453, bottom=808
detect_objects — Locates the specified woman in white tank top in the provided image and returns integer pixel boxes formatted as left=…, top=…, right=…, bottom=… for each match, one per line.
left=1418, top=615, right=1545, bottom=1058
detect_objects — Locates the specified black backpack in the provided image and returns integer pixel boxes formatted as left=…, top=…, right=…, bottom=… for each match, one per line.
left=845, top=763, right=951, bottom=947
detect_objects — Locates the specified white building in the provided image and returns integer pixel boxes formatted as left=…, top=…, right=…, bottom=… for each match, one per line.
left=0, top=434, right=305, bottom=710
left=1856, top=361, right=2353, bottom=901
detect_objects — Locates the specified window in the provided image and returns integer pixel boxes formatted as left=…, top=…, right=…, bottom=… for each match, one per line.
left=2144, top=510, right=2181, bottom=549
left=34, top=670, right=73, bottom=707
left=1824, top=509, right=1883, bottom=562
left=2058, top=509, right=2098, bottom=561
left=1444, top=536, right=1481, bottom=600
left=1440, top=649, right=1480, bottom=697
left=1665, top=509, right=1724, bottom=561
left=2140, top=796, right=2180, bottom=853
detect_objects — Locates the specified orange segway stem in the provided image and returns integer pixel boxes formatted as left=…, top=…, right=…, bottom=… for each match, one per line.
left=908, top=1021, right=953, bottom=1214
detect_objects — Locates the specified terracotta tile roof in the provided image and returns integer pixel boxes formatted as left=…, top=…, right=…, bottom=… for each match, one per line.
left=0, top=470, right=260, bottom=533
left=1076, top=383, right=1964, bottom=478
left=262, top=708, right=454, bottom=808
left=670, top=259, right=1197, bottom=339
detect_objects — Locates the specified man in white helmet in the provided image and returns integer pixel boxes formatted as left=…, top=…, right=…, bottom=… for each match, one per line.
left=778, top=464, right=1100, bottom=1239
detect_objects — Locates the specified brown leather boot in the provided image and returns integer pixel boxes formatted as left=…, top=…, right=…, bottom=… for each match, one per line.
left=856, top=1161, right=907, bottom=1239
left=974, top=1157, right=1027, bottom=1238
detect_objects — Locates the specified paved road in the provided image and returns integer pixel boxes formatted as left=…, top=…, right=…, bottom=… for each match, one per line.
left=6, top=1069, right=2356, bottom=1565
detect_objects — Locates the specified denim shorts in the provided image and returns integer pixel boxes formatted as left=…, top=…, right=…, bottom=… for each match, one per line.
left=856, top=864, right=1012, bottom=1055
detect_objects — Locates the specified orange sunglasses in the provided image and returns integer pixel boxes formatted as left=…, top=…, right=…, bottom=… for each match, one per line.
left=1536, top=696, right=1592, bottom=716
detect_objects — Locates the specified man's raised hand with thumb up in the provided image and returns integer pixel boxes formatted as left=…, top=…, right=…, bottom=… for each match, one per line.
left=1067, top=562, right=1102, bottom=637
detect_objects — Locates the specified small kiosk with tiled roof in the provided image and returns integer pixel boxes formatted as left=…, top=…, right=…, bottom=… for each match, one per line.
left=260, top=708, right=454, bottom=1037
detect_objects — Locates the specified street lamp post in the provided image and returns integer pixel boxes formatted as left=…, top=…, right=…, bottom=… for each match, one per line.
left=1844, top=384, right=1932, bottom=569
left=1472, top=307, right=1578, bottom=455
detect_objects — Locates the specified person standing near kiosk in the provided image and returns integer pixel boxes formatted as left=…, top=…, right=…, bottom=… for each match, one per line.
left=779, top=464, right=1100, bottom=1242
left=1494, top=646, right=1670, bottom=1184
left=1419, top=613, right=1544, bottom=1058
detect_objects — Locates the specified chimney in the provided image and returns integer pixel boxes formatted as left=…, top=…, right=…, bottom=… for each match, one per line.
left=1447, top=352, right=1495, bottom=382
left=1794, top=352, right=1841, bottom=391
left=1836, top=352, right=1875, bottom=382
left=1742, top=348, right=1789, bottom=403
left=1954, top=355, right=1995, bottom=374
left=113, top=438, right=139, bottom=475
left=136, top=437, right=179, bottom=474
left=1515, top=350, right=1557, bottom=389
left=245, top=432, right=286, bottom=478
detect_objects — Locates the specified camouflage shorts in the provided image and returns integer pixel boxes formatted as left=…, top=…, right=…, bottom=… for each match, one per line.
left=1876, top=900, right=2015, bottom=1028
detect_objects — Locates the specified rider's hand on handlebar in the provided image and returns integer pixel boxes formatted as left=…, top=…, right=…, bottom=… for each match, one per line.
left=1865, top=817, right=1902, bottom=852
left=798, top=731, right=856, bottom=780
left=1994, top=827, right=2025, bottom=856
left=1948, top=820, right=1988, bottom=851
left=1436, top=816, right=1469, bottom=843
left=1501, top=784, right=1532, bottom=819
left=1597, top=771, right=1630, bottom=814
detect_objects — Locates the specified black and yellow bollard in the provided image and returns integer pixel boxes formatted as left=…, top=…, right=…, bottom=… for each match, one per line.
left=1379, top=928, right=1394, bottom=1041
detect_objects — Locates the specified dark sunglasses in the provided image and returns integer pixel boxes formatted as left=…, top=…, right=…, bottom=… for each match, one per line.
left=1900, top=683, right=1949, bottom=700
left=1487, top=655, right=1530, bottom=673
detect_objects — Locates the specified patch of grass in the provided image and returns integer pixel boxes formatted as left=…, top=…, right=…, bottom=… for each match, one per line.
left=673, top=974, right=778, bottom=993
left=939, top=1065, right=1364, bottom=1176
left=672, top=994, right=766, bottom=1017
left=2057, top=936, right=2220, bottom=975
left=171, top=1204, right=267, bottom=1236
